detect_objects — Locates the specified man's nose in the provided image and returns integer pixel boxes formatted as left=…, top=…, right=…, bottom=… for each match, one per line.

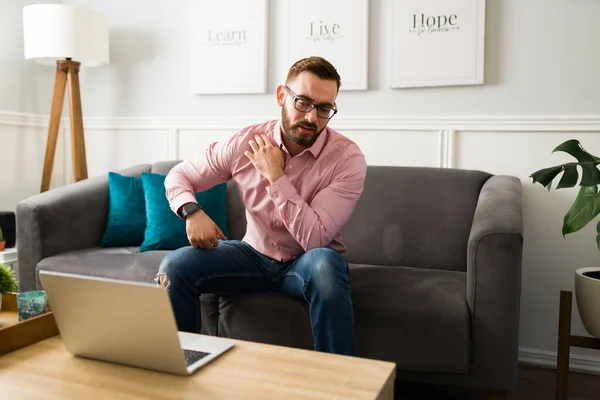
left=304, top=107, right=318, bottom=123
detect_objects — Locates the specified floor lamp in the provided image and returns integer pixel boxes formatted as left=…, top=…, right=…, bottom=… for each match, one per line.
left=23, top=4, right=109, bottom=193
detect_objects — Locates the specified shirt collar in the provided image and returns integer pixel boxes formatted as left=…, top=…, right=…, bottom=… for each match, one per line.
left=273, top=120, right=285, bottom=150
left=274, top=119, right=329, bottom=159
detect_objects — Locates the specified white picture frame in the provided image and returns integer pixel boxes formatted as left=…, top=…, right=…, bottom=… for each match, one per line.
left=189, top=0, right=268, bottom=94
left=283, top=0, right=369, bottom=91
left=390, top=0, right=486, bottom=88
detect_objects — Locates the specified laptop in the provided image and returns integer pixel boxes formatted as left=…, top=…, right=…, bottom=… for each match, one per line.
left=39, top=270, right=236, bottom=376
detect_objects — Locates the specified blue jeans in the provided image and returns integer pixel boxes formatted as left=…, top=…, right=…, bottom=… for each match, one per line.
left=156, top=240, right=354, bottom=356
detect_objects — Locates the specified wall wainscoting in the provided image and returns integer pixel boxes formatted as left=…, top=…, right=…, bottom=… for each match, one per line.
left=2, top=111, right=599, bottom=183
left=2, top=110, right=600, bottom=374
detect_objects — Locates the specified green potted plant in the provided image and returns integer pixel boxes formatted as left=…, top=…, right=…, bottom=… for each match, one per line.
left=0, top=263, right=18, bottom=311
left=530, top=139, right=600, bottom=337
left=0, top=226, right=5, bottom=251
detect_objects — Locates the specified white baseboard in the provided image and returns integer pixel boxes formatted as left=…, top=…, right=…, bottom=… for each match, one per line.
left=519, top=348, right=600, bottom=375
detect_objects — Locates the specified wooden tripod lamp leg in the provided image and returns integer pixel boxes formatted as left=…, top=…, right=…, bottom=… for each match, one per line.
left=40, top=61, right=68, bottom=193
left=40, top=59, right=89, bottom=192
left=66, top=61, right=88, bottom=183
left=555, top=290, right=572, bottom=400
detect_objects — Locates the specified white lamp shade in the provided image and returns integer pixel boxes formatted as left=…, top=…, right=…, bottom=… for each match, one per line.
left=23, top=4, right=109, bottom=67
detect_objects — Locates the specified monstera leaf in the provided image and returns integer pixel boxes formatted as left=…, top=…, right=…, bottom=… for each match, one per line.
left=531, top=139, right=600, bottom=189
left=530, top=139, right=600, bottom=251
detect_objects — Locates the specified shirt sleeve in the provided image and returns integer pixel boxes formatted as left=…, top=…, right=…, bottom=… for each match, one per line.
left=165, top=132, right=242, bottom=215
left=265, top=154, right=367, bottom=252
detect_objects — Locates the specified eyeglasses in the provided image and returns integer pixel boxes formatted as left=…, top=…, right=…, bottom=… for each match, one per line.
left=283, top=85, right=338, bottom=120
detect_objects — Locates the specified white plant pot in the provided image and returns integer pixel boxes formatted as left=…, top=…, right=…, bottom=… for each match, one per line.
left=575, top=267, right=600, bottom=338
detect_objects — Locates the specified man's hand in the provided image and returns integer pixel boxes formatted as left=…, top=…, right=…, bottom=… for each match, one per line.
left=244, top=134, right=285, bottom=184
left=185, top=210, right=227, bottom=250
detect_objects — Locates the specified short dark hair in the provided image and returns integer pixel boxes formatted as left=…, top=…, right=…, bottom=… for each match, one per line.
left=286, top=56, right=341, bottom=91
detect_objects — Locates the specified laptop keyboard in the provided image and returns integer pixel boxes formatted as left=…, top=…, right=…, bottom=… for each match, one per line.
left=183, top=349, right=211, bottom=366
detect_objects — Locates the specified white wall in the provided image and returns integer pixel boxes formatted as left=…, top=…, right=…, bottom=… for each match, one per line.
left=0, top=0, right=60, bottom=114
left=68, top=0, right=600, bottom=117
left=2, top=0, right=600, bottom=373
left=0, top=0, right=66, bottom=211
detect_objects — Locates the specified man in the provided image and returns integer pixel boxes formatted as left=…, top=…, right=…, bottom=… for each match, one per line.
left=157, top=56, right=367, bottom=356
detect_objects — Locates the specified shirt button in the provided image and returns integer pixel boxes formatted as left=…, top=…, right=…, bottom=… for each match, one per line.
left=275, top=221, right=282, bottom=227
left=272, top=193, right=278, bottom=198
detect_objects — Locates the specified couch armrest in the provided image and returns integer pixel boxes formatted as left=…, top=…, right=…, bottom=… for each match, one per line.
left=466, top=175, right=523, bottom=392
left=16, top=164, right=151, bottom=291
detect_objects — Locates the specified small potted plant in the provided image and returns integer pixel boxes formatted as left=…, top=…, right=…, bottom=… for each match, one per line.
left=0, top=226, right=5, bottom=251
left=0, top=263, right=18, bottom=311
left=530, top=139, right=600, bottom=337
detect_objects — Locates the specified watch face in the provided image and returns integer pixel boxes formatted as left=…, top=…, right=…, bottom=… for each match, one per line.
left=184, top=203, right=199, bottom=215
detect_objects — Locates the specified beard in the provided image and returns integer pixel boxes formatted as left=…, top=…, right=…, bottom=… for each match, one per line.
left=281, top=107, right=324, bottom=147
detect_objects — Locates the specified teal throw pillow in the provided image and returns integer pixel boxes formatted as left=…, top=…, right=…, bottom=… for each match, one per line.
left=101, top=172, right=146, bottom=247
left=140, top=172, right=229, bottom=252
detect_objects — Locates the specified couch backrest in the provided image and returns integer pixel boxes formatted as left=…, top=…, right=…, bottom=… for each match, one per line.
left=342, top=166, right=491, bottom=271
left=152, top=162, right=491, bottom=272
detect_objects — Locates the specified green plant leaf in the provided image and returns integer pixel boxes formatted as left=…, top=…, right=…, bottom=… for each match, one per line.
left=553, top=139, right=600, bottom=163
left=557, top=164, right=580, bottom=188
left=553, top=139, right=600, bottom=187
left=562, top=186, right=600, bottom=236
left=531, top=162, right=600, bottom=189
left=530, top=139, right=600, bottom=189
left=0, top=263, right=18, bottom=294
left=530, top=166, right=563, bottom=188
left=580, top=163, right=600, bottom=186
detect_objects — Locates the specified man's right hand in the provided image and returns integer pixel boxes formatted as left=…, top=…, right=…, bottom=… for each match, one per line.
left=185, top=211, right=227, bottom=249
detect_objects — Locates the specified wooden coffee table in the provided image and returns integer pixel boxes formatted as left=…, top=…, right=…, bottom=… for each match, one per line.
left=0, top=335, right=396, bottom=399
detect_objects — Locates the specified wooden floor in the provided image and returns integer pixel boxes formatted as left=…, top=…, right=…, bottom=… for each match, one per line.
left=394, top=365, right=600, bottom=399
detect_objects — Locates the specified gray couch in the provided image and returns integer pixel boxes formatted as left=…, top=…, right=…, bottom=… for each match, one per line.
left=16, top=162, right=523, bottom=397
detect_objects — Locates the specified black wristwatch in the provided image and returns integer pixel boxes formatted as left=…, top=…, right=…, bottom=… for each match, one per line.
left=180, top=202, right=202, bottom=219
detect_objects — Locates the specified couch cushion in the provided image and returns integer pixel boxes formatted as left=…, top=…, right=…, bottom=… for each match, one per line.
left=151, top=161, right=247, bottom=241
left=215, top=263, right=470, bottom=374
left=101, top=172, right=147, bottom=248
left=350, top=264, right=470, bottom=374
left=342, top=166, right=491, bottom=272
left=139, top=172, right=229, bottom=251
left=36, top=247, right=169, bottom=288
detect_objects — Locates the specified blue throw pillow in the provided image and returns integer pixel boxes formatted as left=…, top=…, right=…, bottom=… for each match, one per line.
left=140, top=172, right=229, bottom=252
left=101, top=172, right=146, bottom=247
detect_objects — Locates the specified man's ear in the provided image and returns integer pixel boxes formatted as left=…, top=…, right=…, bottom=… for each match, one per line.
left=275, top=85, right=286, bottom=107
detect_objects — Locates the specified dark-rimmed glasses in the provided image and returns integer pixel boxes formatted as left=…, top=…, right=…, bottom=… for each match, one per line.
left=283, top=85, right=338, bottom=120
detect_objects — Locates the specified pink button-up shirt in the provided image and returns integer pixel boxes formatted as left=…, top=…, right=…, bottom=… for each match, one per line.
left=165, top=119, right=367, bottom=262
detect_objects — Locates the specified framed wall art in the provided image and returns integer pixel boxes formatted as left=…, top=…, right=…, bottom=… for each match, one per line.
left=189, top=0, right=268, bottom=94
left=283, top=0, right=369, bottom=91
left=390, top=0, right=486, bottom=88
